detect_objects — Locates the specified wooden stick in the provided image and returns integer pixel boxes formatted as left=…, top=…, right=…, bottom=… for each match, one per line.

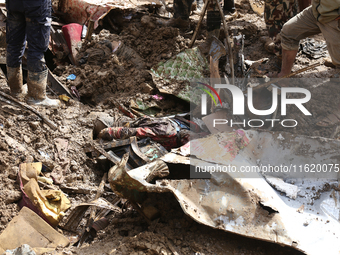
left=215, top=0, right=234, bottom=85
left=0, top=91, right=58, bottom=130
left=189, top=0, right=210, bottom=48
left=85, top=20, right=95, bottom=41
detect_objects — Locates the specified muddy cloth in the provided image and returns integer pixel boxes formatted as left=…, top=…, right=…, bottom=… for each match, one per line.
left=98, top=117, right=197, bottom=150
left=280, top=6, right=340, bottom=67
left=300, top=38, right=328, bottom=59
left=264, top=0, right=298, bottom=37
left=6, top=0, right=51, bottom=72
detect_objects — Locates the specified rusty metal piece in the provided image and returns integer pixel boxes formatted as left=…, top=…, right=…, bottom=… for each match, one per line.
left=78, top=173, right=108, bottom=247
left=63, top=197, right=120, bottom=232
left=91, top=217, right=110, bottom=232
left=107, top=130, right=340, bottom=255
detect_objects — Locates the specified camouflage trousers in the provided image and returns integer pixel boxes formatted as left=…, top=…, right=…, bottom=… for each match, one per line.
left=264, top=0, right=298, bottom=37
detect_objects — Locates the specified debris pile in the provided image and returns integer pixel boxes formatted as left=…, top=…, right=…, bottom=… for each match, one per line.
left=0, top=0, right=339, bottom=254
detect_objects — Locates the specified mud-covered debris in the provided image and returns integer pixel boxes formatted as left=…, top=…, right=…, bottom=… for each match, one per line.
left=18, top=162, right=71, bottom=226
left=3, top=244, right=36, bottom=255
left=98, top=116, right=200, bottom=150
left=0, top=207, right=69, bottom=254
left=150, top=47, right=209, bottom=102
left=62, top=23, right=83, bottom=65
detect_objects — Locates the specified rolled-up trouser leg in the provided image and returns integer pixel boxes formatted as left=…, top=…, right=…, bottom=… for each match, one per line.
left=25, top=0, right=51, bottom=72
left=280, top=6, right=320, bottom=51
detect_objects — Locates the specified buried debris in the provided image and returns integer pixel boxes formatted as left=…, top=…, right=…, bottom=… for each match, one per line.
left=18, top=162, right=71, bottom=226
left=0, top=91, right=58, bottom=131
left=105, top=129, right=340, bottom=255
left=0, top=207, right=69, bottom=254
left=150, top=47, right=209, bottom=102
left=97, top=116, right=202, bottom=151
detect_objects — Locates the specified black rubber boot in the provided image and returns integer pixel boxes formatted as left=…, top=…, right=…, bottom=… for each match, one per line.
left=157, top=0, right=194, bottom=29
left=223, top=0, right=235, bottom=14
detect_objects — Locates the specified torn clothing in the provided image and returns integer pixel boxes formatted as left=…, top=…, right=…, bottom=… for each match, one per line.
left=6, top=0, right=51, bottom=72
left=280, top=6, right=340, bottom=67
left=98, top=117, right=200, bottom=150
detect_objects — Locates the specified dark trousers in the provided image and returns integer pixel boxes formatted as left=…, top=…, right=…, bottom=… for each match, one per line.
left=6, top=0, right=51, bottom=72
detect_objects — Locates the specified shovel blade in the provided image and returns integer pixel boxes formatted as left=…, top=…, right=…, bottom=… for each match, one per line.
left=209, top=36, right=227, bottom=62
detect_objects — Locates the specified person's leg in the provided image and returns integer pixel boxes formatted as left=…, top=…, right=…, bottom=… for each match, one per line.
left=6, top=0, right=27, bottom=97
left=264, top=0, right=297, bottom=38
left=318, top=19, right=340, bottom=69
left=158, top=0, right=193, bottom=29
left=25, top=0, right=59, bottom=107
left=173, top=0, right=194, bottom=20
left=315, top=19, right=340, bottom=127
left=6, top=0, right=26, bottom=69
left=298, top=0, right=311, bottom=11
left=223, top=0, right=235, bottom=14
left=278, top=49, right=298, bottom=77
left=279, top=6, right=321, bottom=76
left=25, top=0, right=51, bottom=73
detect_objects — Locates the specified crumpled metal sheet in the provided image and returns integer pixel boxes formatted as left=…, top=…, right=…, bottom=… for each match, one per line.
left=109, top=129, right=340, bottom=255
left=150, top=47, right=209, bottom=102
left=58, top=0, right=133, bottom=29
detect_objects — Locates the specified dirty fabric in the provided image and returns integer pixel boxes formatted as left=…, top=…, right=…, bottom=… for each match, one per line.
left=6, top=0, right=51, bottom=72
left=300, top=38, right=328, bottom=59
left=99, top=117, right=178, bottom=150
left=18, top=163, right=71, bottom=226
left=264, top=0, right=298, bottom=37
left=97, top=117, right=200, bottom=150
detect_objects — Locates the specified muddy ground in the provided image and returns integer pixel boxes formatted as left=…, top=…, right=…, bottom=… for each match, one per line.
left=0, top=0, right=338, bottom=254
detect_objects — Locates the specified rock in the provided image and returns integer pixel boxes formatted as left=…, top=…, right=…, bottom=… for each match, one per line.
left=142, top=205, right=159, bottom=220
left=0, top=140, right=8, bottom=151
left=141, top=15, right=156, bottom=29
left=8, top=167, right=18, bottom=180
left=28, top=122, right=40, bottom=131
left=4, top=244, right=36, bottom=255
left=1, top=190, right=22, bottom=204
left=141, top=83, right=153, bottom=94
